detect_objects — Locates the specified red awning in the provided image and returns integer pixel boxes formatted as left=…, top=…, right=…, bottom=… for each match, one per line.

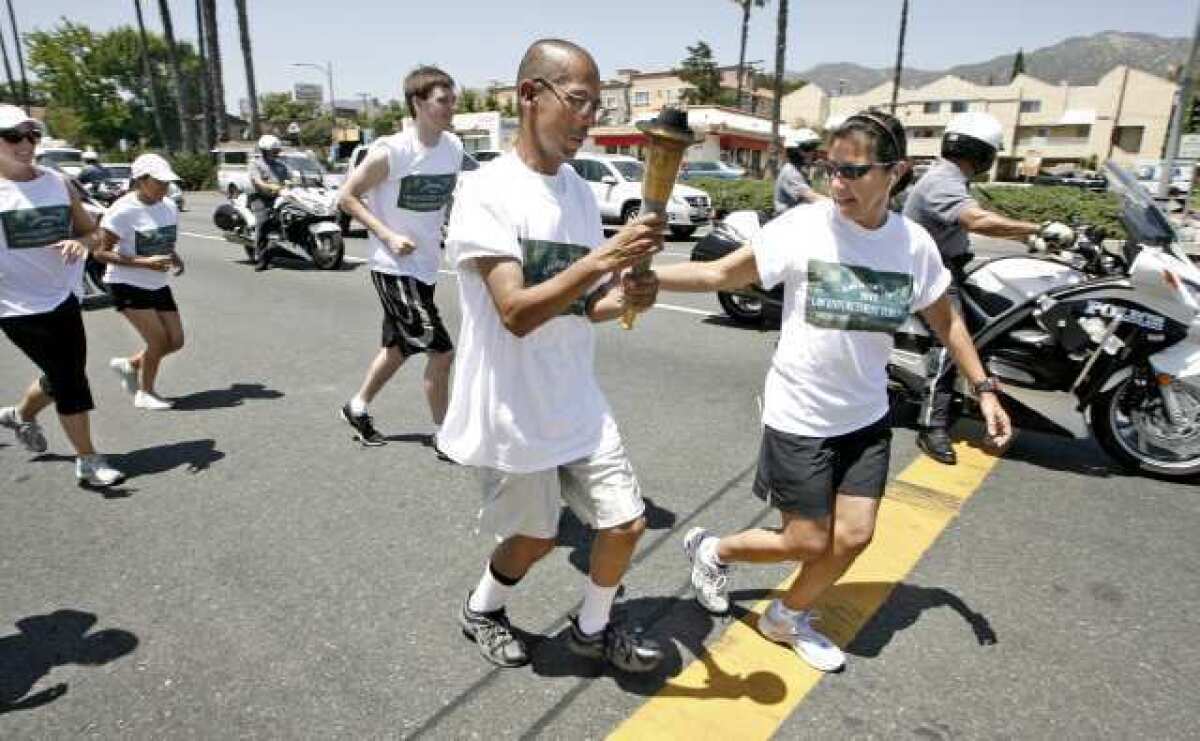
left=719, top=134, right=770, bottom=151
left=593, top=134, right=646, bottom=147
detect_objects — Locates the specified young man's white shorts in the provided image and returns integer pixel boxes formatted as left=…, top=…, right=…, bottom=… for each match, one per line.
left=477, top=445, right=644, bottom=540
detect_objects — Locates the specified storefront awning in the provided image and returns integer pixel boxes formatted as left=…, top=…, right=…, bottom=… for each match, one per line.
left=719, top=134, right=770, bottom=151
left=593, top=134, right=646, bottom=147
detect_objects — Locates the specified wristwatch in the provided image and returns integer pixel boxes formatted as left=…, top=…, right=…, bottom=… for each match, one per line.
left=973, top=377, right=1001, bottom=395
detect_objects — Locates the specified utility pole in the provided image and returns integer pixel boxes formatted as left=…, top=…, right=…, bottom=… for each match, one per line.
left=1158, top=3, right=1200, bottom=207
left=5, top=0, right=29, bottom=112
left=890, top=0, right=910, bottom=113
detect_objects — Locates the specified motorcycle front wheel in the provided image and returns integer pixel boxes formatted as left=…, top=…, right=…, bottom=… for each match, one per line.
left=717, top=291, right=764, bottom=324
left=311, top=232, right=344, bottom=270
left=1092, top=375, right=1200, bottom=479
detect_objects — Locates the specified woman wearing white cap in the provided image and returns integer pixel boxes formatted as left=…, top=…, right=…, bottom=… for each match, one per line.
left=0, top=104, right=125, bottom=487
left=92, top=153, right=185, bottom=410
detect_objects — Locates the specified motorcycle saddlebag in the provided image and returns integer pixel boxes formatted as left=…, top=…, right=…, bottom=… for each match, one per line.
left=213, top=203, right=244, bottom=231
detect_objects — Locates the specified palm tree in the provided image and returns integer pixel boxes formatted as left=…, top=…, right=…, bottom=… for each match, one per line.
left=133, top=0, right=171, bottom=151
left=890, top=0, right=909, bottom=112
left=194, top=0, right=213, bottom=148
left=732, top=0, right=768, bottom=111
left=200, top=0, right=226, bottom=141
left=0, top=22, right=18, bottom=103
left=767, top=0, right=788, bottom=178
left=157, top=0, right=194, bottom=152
left=233, top=0, right=260, bottom=138
left=5, top=0, right=29, bottom=111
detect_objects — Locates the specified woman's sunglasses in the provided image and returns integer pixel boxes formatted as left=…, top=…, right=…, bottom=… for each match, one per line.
left=817, top=160, right=896, bottom=181
left=0, top=128, right=43, bottom=145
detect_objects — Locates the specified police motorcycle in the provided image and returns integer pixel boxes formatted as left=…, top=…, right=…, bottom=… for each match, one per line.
left=887, top=161, right=1200, bottom=479
left=212, top=174, right=344, bottom=271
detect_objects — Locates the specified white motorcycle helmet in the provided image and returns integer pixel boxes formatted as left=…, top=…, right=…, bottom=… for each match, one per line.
left=942, top=112, right=1004, bottom=172
left=257, top=134, right=283, bottom=154
left=784, top=128, right=822, bottom=151
left=82, top=150, right=99, bottom=163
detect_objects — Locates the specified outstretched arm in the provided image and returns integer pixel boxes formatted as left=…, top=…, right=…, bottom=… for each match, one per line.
left=653, top=244, right=760, bottom=293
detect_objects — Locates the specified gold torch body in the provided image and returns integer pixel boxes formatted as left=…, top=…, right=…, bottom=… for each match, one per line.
left=619, top=108, right=696, bottom=330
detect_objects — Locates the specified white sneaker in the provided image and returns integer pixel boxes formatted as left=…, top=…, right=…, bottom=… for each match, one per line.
left=683, top=527, right=730, bottom=614
left=758, top=600, right=846, bottom=672
left=0, top=406, right=47, bottom=453
left=75, top=455, right=125, bottom=487
left=109, top=357, right=138, bottom=395
left=133, top=391, right=174, bottom=410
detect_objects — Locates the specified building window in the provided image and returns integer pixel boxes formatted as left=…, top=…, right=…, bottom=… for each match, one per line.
left=923, top=101, right=941, bottom=114
left=1020, top=100, right=1041, bottom=113
left=950, top=100, right=968, bottom=113
left=1114, top=126, right=1145, bottom=152
left=633, top=91, right=649, bottom=107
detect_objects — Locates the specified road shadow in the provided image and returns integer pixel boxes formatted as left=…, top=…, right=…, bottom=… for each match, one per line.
left=0, top=609, right=138, bottom=715
left=29, top=439, right=224, bottom=498
left=235, top=255, right=362, bottom=273
left=842, top=582, right=996, bottom=658
left=700, top=314, right=780, bottom=332
left=556, top=497, right=678, bottom=576
left=171, top=383, right=284, bottom=411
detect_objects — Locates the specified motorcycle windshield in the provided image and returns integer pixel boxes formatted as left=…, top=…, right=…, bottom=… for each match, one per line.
left=1103, top=160, right=1177, bottom=251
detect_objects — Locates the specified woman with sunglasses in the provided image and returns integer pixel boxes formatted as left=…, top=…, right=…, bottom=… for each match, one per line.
left=0, top=105, right=125, bottom=487
left=92, top=153, right=185, bottom=410
left=654, top=109, right=1011, bottom=672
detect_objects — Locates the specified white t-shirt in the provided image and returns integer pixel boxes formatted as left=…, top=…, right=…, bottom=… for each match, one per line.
left=0, top=167, right=80, bottom=318
left=366, top=128, right=464, bottom=284
left=438, top=153, right=621, bottom=473
left=754, top=200, right=951, bottom=437
left=100, top=192, right=179, bottom=291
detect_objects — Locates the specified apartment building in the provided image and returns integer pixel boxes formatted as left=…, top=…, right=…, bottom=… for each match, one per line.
left=781, top=66, right=1177, bottom=180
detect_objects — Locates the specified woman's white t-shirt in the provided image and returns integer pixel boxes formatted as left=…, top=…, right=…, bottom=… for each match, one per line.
left=366, top=129, right=464, bottom=284
left=438, top=153, right=620, bottom=473
left=753, top=200, right=951, bottom=437
left=0, top=167, right=80, bottom=318
left=101, top=191, right=179, bottom=291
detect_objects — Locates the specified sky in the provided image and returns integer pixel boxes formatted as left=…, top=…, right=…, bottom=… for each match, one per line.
left=6, top=0, right=1194, bottom=110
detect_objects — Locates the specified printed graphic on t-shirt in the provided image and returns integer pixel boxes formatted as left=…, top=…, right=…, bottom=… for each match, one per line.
left=134, top=225, right=178, bottom=256
left=805, top=259, right=913, bottom=333
left=397, top=173, right=457, bottom=212
left=1, top=205, right=71, bottom=250
left=521, top=238, right=591, bottom=316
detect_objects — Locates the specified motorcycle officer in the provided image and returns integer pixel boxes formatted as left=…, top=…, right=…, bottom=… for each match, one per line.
left=774, top=128, right=825, bottom=215
left=248, top=134, right=291, bottom=271
left=78, top=150, right=110, bottom=187
left=903, top=112, right=1073, bottom=465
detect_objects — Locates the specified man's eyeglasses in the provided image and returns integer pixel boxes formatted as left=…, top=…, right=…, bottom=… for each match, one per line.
left=0, top=128, right=43, bottom=145
left=535, top=78, right=603, bottom=117
left=817, top=160, right=896, bottom=181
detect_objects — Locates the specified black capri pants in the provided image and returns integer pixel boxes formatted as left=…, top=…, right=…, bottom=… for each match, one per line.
left=0, top=294, right=95, bottom=415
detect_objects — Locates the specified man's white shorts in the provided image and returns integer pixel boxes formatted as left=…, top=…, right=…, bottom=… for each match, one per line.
left=477, top=445, right=645, bottom=541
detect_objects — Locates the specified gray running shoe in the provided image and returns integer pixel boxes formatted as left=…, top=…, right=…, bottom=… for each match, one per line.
left=567, top=616, right=663, bottom=673
left=683, top=526, right=730, bottom=614
left=75, top=455, right=125, bottom=487
left=460, top=593, right=529, bottom=668
left=0, top=406, right=47, bottom=453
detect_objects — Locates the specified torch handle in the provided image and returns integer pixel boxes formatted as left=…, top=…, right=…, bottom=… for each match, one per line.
left=619, top=198, right=667, bottom=330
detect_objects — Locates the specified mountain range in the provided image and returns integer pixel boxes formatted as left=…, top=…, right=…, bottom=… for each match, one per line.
left=794, top=31, right=1189, bottom=95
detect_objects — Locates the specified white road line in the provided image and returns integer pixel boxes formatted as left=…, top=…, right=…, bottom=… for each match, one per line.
left=181, top=230, right=227, bottom=242
left=653, top=303, right=715, bottom=317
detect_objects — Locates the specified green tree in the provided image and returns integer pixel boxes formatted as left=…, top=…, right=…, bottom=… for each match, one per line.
left=259, top=91, right=318, bottom=123
left=680, top=41, right=721, bottom=105
left=1010, top=48, right=1025, bottom=82
left=457, top=87, right=480, bottom=113
left=730, top=1, right=768, bottom=111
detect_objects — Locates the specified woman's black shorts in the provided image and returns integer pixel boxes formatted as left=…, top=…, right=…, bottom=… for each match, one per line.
left=0, top=295, right=94, bottom=415
left=107, top=283, right=178, bottom=312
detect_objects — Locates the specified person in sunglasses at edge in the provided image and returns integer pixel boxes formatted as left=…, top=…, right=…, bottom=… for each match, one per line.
left=774, top=127, right=826, bottom=215
left=336, top=66, right=464, bottom=450
left=92, top=154, right=186, bottom=411
left=652, top=110, right=1012, bottom=672
left=438, top=38, right=666, bottom=673
left=248, top=134, right=289, bottom=272
left=902, top=112, right=1073, bottom=465
left=0, top=105, right=125, bottom=487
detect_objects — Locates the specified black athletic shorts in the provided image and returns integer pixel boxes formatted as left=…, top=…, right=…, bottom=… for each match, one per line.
left=0, top=294, right=95, bottom=415
left=108, top=283, right=178, bottom=312
left=370, top=271, right=453, bottom=356
left=752, top=414, right=892, bottom=519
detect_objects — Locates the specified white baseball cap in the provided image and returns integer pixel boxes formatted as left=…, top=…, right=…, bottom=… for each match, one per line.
left=0, top=104, right=39, bottom=130
left=130, top=153, right=181, bottom=182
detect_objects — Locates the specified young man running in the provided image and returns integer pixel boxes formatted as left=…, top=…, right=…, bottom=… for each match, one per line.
left=338, top=66, right=463, bottom=448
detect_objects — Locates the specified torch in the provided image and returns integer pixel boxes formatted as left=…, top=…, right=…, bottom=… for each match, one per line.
left=619, top=107, right=697, bottom=330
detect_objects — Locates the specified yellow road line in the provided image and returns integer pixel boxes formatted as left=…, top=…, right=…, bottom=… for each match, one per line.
left=609, top=443, right=1001, bottom=741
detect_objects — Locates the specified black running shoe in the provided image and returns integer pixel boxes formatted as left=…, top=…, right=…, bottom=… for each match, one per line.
left=460, top=593, right=530, bottom=668
left=340, top=403, right=385, bottom=446
left=566, top=615, right=663, bottom=673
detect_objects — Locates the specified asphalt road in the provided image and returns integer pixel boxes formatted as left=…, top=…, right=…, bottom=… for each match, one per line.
left=1, top=193, right=1196, bottom=738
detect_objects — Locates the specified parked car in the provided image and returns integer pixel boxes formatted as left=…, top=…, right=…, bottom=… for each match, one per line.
left=1032, top=169, right=1108, bottom=191
left=102, top=162, right=186, bottom=211
left=34, top=145, right=84, bottom=177
left=679, top=160, right=745, bottom=181
left=215, top=147, right=328, bottom=197
left=1135, top=162, right=1194, bottom=199
left=568, top=153, right=712, bottom=239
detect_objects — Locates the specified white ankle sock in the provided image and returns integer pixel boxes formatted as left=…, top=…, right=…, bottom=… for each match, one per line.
left=468, top=562, right=516, bottom=614
left=578, top=579, right=619, bottom=636
left=349, top=396, right=368, bottom=416
left=769, top=599, right=802, bottom=622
